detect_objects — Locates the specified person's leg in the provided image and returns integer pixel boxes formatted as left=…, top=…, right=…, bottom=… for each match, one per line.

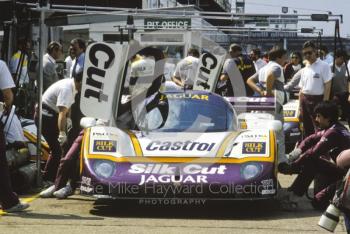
left=289, top=158, right=318, bottom=196
left=275, top=104, right=286, bottom=163
left=40, top=114, right=62, bottom=182
left=300, top=95, right=315, bottom=138
left=54, top=130, right=84, bottom=190
left=0, top=125, right=20, bottom=209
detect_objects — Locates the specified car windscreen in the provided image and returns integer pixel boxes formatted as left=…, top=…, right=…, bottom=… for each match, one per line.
left=140, top=98, right=235, bottom=132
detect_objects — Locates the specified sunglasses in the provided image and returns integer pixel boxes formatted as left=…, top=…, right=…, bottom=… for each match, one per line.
left=303, top=51, right=313, bottom=56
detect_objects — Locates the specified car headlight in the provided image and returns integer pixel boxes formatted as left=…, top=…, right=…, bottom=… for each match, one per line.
left=93, top=160, right=115, bottom=179
left=240, top=163, right=262, bottom=180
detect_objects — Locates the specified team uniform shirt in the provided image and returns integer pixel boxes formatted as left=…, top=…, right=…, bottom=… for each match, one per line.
left=298, top=58, right=332, bottom=95
left=9, top=50, right=29, bottom=85
left=42, top=78, right=77, bottom=113
left=294, top=122, right=350, bottom=166
left=258, top=61, right=286, bottom=105
left=173, top=56, right=199, bottom=86
left=253, top=58, right=267, bottom=72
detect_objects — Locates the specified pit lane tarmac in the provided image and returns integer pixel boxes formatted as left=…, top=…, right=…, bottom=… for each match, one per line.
left=0, top=174, right=347, bottom=233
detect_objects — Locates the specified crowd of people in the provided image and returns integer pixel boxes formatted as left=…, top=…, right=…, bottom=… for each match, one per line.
left=0, top=36, right=350, bottom=233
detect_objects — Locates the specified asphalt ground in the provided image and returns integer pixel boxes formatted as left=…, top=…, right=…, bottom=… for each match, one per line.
left=0, top=174, right=347, bottom=234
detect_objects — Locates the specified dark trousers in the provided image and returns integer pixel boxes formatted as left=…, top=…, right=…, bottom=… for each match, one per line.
left=333, top=92, right=350, bottom=126
left=0, top=124, right=20, bottom=209
left=300, top=94, right=324, bottom=137
left=54, top=130, right=84, bottom=191
left=289, top=157, right=345, bottom=197
left=35, top=109, right=62, bottom=182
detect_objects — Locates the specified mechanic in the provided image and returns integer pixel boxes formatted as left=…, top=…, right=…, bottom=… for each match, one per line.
left=35, top=73, right=83, bottom=184
left=249, top=48, right=267, bottom=72
left=246, top=46, right=288, bottom=163
left=217, top=43, right=256, bottom=96
left=40, top=46, right=168, bottom=198
left=42, top=41, right=63, bottom=91
left=278, top=101, right=350, bottom=210
left=298, top=41, right=332, bottom=137
left=0, top=59, right=29, bottom=212
left=172, top=48, right=199, bottom=89
left=330, top=49, right=350, bottom=127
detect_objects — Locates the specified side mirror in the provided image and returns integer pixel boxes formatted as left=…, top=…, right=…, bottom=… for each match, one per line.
left=268, top=120, right=282, bottom=131
left=80, top=117, right=96, bottom=129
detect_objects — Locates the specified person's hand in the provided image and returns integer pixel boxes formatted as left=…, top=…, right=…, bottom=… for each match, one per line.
left=286, top=148, right=302, bottom=163
left=57, top=131, right=67, bottom=146
left=66, top=118, right=72, bottom=132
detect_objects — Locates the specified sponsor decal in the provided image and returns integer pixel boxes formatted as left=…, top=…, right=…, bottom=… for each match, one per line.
left=240, top=134, right=268, bottom=139
left=283, top=110, right=296, bottom=118
left=128, top=163, right=227, bottom=185
left=242, top=142, right=266, bottom=154
left=239, top=120, right=247, bottom=129
left=93, top=140, right=117, bottom=152
left=146, top=141, right=215, bottom=151
left=162, top=93, right=209, bottom=101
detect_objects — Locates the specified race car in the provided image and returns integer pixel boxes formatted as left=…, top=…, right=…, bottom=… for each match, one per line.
left=283, top=99, right=302, bottom=153
left=79, top=90, right=281, bottom=200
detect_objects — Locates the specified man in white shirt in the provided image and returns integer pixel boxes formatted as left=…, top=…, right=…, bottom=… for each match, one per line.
left=0, top=59, right=29, bottom=212
left=298, top=41, right=332, bottom=137
left=35, top=73, right=82, bottom=183
left=43, top=41, right=62, bottom=91
left=64, top=47, right=74, bottom=78
left=320, top=45, right=334, bottom=65
left=172, top=48, right=199, bottom=89
left=249, top=48, right=267, bottom=72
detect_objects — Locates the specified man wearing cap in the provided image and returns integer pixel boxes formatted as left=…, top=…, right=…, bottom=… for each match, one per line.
left=218, top=43, right=256, bottom=96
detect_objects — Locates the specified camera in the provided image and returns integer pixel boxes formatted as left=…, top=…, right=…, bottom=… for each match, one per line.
left=318, top=203, right=341, bottom=232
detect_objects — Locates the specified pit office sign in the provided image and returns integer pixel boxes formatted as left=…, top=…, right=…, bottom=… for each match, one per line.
left=81, top=42, right=128, bottom=120
left=145, top=18, right=191, bottom=30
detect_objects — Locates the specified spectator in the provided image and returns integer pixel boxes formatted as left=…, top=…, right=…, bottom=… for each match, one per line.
left=249, top=48, right=267, bottom=72
left=69, top=38, right=86, bottom=78
left=43, top=41, right=63, bottom=91
left=246, top=46, right=288, bottom=162
left=172, top=48, right=199, bottom=89
left=279, top=101, right=350, bottom=210
left=298, top=41, right=332, bottom=137
left=64, top=47, right=75, bottom=78
left=218, top=43, right=256, bottom=96
left=284, top=51, right=303, bottom=81
left=0, top=59, right=29, bottom=212
left=320, top=45, right=334, bottom=65
left=331, top=50, right=350, bottom=126
left=35, top=73, right=83, bottom=184
left=9, top=38, right=31, bottom=87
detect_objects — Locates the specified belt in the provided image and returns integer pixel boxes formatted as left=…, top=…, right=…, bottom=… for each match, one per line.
left=302, top=94, right=323, bottom=98
left=42, top=103, right=58, bottom=116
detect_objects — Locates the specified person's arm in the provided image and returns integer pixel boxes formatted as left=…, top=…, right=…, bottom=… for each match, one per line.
left=293, top=129, right=339, bottom=165
left=265, top=71, right=276, bottom=96
left=171, top=75, right=184, bottom=87
left=246, top=73, right=263, bottom=95
left=2, top=88, right=13, bottom=114
left=57, top=106, right=68, bottom=133
left=323, top=80, right=332, bottom=101
left=284, top=69, right=302, bottom=92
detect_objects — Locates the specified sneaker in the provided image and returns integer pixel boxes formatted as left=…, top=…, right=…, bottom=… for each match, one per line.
left=42, top=180, right=54, bottom=189
left=53, top=185, right=73, bottom=199
left=4, top=202, right=30, bottom=213
left=39, top=185, right=56, bottom=198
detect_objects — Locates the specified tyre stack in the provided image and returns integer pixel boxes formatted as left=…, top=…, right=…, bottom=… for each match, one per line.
left=6, top=147, right=37, bottom=193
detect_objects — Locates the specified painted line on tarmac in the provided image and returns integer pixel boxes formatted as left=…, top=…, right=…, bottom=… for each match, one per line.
left=0, top=193, right=40, bottom=216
